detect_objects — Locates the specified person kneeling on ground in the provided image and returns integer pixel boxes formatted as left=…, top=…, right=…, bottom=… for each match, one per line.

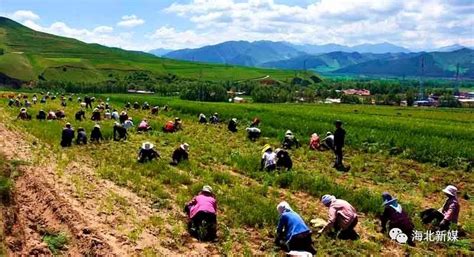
left=137, top=142, right=160, bottom=163
left=275, top=201, right=316, bottom=255
left=380, top=192, right=415, bottom=246
left=47, top=111, right=57, bottom=120
left=199, top=113, right=207, bottom=124
left=56, top=110, right=66, bottom=119
left=119, top=111, right=128, bottom=124
left=420, top=185, right=460, bottom=231
left=250, top=117, right=260, bottom=127
left=90, top=124, right=104, bottom=143
left=184, top=185, right=217, bottom=241
left=321, top=132, right=334, bottom=150
left=275, top=148, right=292, bottom=171
left=174, top=117, right=182, bottom=131
left=209, top=113, right=219, bottom=124
left=17, top=108, right=31, bottom=120
left=309, top=133, right=321, bottom=151
left=75, top=109, right=86, bottom=121
left=133, top=102, right=140, bottom=110
left=319, top=195, right=359, bottom=240
left=113, top=122, right=128, bottom=141
left=91, top=108, right=101, bottom=121
left=36, top=110, right=47, bottom=121
left=151, top=106, right=159, bottom=115
left=61, top=123, right=75, bottom=147
left=76, top=127, right=87, bottom=145
left=124, top=117, right=134, bottom=130
left=282, top=130, right=301, bottom=149
left=137, top=118, right=152, bottom=132
left=260, top=144, right=276, bottom=172
left=228, top=118, right=238, bottom=133
left=170, top=143, right=189, bottom=166
left=246, top=127, right=261, bottom=141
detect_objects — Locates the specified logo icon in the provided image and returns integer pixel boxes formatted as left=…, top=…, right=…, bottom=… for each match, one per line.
left=389, top=228, right=408, bottom=244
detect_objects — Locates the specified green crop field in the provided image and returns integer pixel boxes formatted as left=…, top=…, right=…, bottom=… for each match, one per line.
left=0, top=17, right=305, bottom=84
left=1, top=92, right=472, bottom=255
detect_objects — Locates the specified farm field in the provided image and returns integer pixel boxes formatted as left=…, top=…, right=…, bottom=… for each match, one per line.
left=0, top=92, right=472, bottom=256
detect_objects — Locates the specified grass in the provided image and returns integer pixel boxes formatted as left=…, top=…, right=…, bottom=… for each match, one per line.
left=1, top=92, right=472, bottom=255
left=42, top=232, right=68, bottom=255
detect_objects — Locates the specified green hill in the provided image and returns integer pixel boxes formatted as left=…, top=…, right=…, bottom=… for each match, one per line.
left=0, top=17, right=304, bottom=85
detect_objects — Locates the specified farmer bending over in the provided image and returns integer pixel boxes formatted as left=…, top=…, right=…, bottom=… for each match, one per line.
left=61, top=123, right=75, bottom=147
left=137, top=142, right=160, bottom=163
left=184, top=185, right=217, bottom=241
left=113, top=122, right=128, bottom=141
left=275, top=201, right=316, bottom=255
left=319, top=195, right=359, bottom=240
left=90, top=124, right=104, bottom=143
left=170, top=143, right=189, bottom=166
left=76, top=127, right=87, bottom=145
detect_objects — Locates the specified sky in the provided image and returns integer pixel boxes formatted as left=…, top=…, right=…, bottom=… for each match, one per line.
left=1, top=0, right=473, bottom=51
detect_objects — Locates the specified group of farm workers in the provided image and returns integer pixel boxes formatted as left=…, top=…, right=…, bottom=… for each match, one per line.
left=8, top=94, right=465, bottom=255
left=181, top=183, right=460, bottom=255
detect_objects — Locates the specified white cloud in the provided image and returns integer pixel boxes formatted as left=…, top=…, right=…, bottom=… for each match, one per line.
left=162, top=0, right=474, bottom=49
left=10, top=10, right=40, bottom=21
left=117, top=14, right=145, bottom=28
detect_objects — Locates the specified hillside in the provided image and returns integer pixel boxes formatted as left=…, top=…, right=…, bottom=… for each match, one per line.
left=291, top=42, right=410, bottom=55
left=335, top=48, right=474, bottom=78
left=262, top=52, right=415, bottom=72
left=164, top=40, right=303, bottom=67
left=0, top=17, right=301, bottom=85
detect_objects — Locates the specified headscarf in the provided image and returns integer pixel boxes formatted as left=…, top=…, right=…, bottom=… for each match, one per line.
left=382, top=192, right=402, bottom=213
left=277, top=201, right=293, bottom=214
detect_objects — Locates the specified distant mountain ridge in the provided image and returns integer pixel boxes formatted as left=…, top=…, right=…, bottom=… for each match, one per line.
left=160, top=40, right=473, bottom=78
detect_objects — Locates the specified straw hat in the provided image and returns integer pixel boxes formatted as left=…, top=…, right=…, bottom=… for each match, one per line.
left=142, top=142, right=154, bottom=150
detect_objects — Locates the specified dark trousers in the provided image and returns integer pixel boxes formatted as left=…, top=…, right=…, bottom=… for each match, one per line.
left=335, top=217, right=359, bottom=240
left=334, top=147, right=343, bottom=167
left=86, top=102, right=92, bottom=109
left=421, top=208, right=451, bottom=231
left=188, top=211, right=217, bottom=241
left=287, top=232, right=316, bottom=254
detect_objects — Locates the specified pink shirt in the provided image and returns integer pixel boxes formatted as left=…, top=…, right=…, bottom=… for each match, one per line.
left=139, top=121, right=149, bottom=128
left=327, top=199, right=357, bottom=230
left=188, top=194, right=217, bottom=219
left=441, top=197, right=460, bottom=223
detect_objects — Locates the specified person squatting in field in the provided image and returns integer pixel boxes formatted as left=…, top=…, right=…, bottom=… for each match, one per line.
left=75, top=109, right=86, bottom=121
left=420, top=185, right=460, bottom=231
left=228, top=118, right=238, bottom=133
left=170, top=143, right=189, bottom=166
left=282, top=130, right=301, bottom=149
left=113, top=122, right=128, bottom=141
left=380, top=192, right=415, bottom=246
left=90, top=124, right=104, bottom=143
left=36, top=110, right=46, bottom=120
left=60, top=123, right=75, bottom=147
left=184, top=185, right=218, bottom=241
left=275, top=148, right=292, bottom=171
left=261, top=144, right=277, bottom=171
left=275, top=201, right=316, bottom=255
left=319, top=195, right=359, bottom=240
left=76, top=127, right=87, bottom=145
left=17, top=108, right=31, bottom=120
left=198, top=113, right=207, bottom=124
left=246, top=127, right=261, bottom=141
left=137, top=118, right=152, bottom=132
left=137, top=142, right=160, bottom=163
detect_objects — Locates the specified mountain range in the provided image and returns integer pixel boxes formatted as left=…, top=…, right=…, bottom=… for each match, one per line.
left=156, top=41, right=473, bottom=78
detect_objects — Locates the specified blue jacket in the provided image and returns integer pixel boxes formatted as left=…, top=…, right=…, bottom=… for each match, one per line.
left=277, top=210, right=311, bottom=242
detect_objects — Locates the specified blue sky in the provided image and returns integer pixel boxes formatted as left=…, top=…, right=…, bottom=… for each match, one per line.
left=1, top=0, right=473, bottom=51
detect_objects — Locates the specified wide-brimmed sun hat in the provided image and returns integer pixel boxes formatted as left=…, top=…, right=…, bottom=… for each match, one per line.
left=181, top=143, right=190, bottom=151
left=202, top=185, right=213, bottom=193
left=442, top=185, right=458, bottom=197
left=142, top=142, right=154, bottom=150
left=262, top=144, right=272, bottom=153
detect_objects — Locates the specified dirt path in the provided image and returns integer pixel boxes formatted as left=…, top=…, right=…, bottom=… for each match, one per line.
left=0, top=122, right=217, bottom=256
